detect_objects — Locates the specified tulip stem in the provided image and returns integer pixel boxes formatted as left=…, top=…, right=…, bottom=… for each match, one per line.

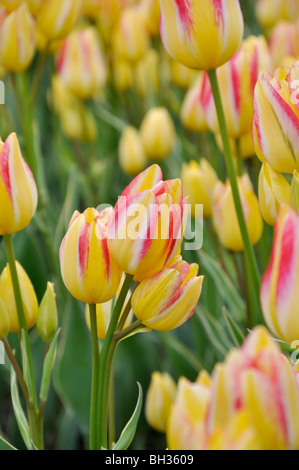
left=208, top=69, right=261, bottom=324
left=89, top=303, right=99, bottom=451
left=97, top=274, right=134, bottom=450
left=235, top=138, right=244, bottom=177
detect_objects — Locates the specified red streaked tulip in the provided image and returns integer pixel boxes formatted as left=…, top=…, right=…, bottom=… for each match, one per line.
left=269, top=21, right=299, bottom=69
left=260, top=205, right=299, bottom=344
left=180, top=73, right=211, bottom=133
left=0, top=3, right=36, bottom=72
left=145, top=371, right=177, bottom=433
left=108, top=164, right=188, bottom=280
left=59, top=207, right=122, bottom=304
left=57, top=27, right=107, bottom=100
left=253, top=63, right=299, bottom=174
left=0, top=133, right=38, bottom=235
left=159, top=0, right=244, bottom=71
left=131, top=256, right=204, bottom=331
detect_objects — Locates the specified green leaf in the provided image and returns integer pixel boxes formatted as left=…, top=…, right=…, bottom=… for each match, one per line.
left=10, top=366, right=32, bottom=450
left=159, top=332, right=205, bottom=373
left=0, top=435, right=17, bottom=450
left=197, top=251, right=246, bottom=321
left=195, top=306, right=233, bottom=358
left=20, top=329, right=35, bottom=404
left=40, top=329, right=60, bottom=403
left=113, top=382, right=143, bottom=451
left=222, top=307, right=245, bottom=347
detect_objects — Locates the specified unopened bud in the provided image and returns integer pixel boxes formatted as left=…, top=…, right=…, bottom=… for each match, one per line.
left=36, top=282, right=58, bottom=342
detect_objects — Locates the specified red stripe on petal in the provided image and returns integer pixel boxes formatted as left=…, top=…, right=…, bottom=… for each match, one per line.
left=78, top=222, right=90, bottom=277
left=212, top=0, right=224, bottom=27
left=174, top=0, right=193, bottom=32
left=0, top=140, right=12, bottom=202
left=276, top=214, right=297, bottom=302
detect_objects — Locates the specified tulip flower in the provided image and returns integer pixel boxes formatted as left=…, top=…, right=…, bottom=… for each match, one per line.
left=134, top=49, right=159, bottom=98
left=0, top=298, right=10, bottom=339
left=118, top=126, right=147, bottom=176
left=113, top=58, right=133, bottom=92
left=253, top=63, right=299, bottom=174
left=112, top=7, right=150, bottom=63
left=255, top=0, right=299, bottom=31
left=159, top=0, right=244, bottom=71
left=131, top=256, right=204, bottom=331
left=97, top=0, right=130, bottom=45
left=145, top=371, right=177, bottom=433
left=212, top=175, right=263, bottom=252
left=0, top=262, right=39, bottom=333
left=180, top=73, right=211, bottom=133
left=0, top=3, right=36, bottom=72
left=258, top=163, right=291, bottom=226
left=181, top=159, right=218, bottom=218
left=36, top=282, right=58, bottom=342
left=260, top=205, right=299, bottom=344
left=269, top=22, right=299, bottom=69
left=59, top=207, right=123, bottom=304
left=0, top=133, right=38, bottom=235
left=140, top=107, right=176, bottom=161
left=36, top=0, right=81, bottom=41
left=167, top=327, right=299, bottom=450
left=57, top=27, right=107, bottom=100
left=138, top=0, right=160, bottom=36
left=107, top=164, right=188, bottom=280
left=205, top=35, right=272, bottom=139
left=170, top=59, right=198, bottom=90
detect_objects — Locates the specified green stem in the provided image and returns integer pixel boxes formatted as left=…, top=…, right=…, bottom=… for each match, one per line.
left=114, top=320, right=143, bottom=343
left=3, top=235, right=37, bottom=409
left=97, top=274, right=133, bottom=450
left=208, top=70, right=261, bottom=323
left=108, top=368, right=115, bottom=450
left=89, top=304, right=100, bottom=451
left=235, top=138, right=244, bottom=177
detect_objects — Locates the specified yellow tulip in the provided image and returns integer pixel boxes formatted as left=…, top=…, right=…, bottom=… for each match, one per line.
left=0, top=298, right=10, bottom=339
left=36, top=282, right=58, bottom=342
left=112, top=58, right=133, bottom=92
left=36, top=0, right=81, bottom=41
left=145, top=372, right=177, bottom=433
left=118, top=126, right=147, bottom=176
left=269, top=21, right=299, bottom=69
left=0, top=133, right=38, bottom=235
left=212, top=174, right=263, bottom=252
left=170, top=59, right=198, bottom=90
left=0, top=262, right=38, bottom=333
left=159, top=0, right=244, bottom=71
left=180, top=73, right=211, bottom=133
left=258, top=162, right=291, bottom=226
left=59, top=207, right=122, bottom=304
left=140, top=107, right=176, bottom=161
left=181, top=159, right=218, bottom=218
left=0, top=3, right=36, bottom=72
left=131, top=256, right=204, bottom=331
left=134, top=49, right=159, bottom=98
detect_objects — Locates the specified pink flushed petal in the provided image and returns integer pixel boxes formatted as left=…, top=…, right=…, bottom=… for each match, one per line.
left=120, top=164, right=163, bottom=200
left=200, top=72, right=213, bottom=108
left=174, top=0, right=194, bottom=33
left=212, top=0, right=224, bottom=27
left=0, top=138, right=12, bottom=203
left=250, top=45, right=259, bottom=93
left=78, top=221, right=91, bottom=278
left=57, top=40, right=67, bottom=74
left=230, top=54, right=241, bottom=114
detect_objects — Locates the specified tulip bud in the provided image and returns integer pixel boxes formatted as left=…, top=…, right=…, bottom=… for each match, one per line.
left=57, top=27, right=107, bottom=100
left=180, top=73, right=211, bottom=133
left=256, top=0, right=299, bottom=31
left=113, top=59, right=133, bottom=92
left=0, top=3, right=36, bottom=72
left=134, top=49, right=159, bottom=98
left=145, top=371, right=177, bottom=433
left=261, top=205, right=299, bottom=344
left=253, top=62, right=299, bottom=174
left=131, top=257, right=204, bottom=331
left=0, top=133, right=38, bottom=235
left=108, top=165, right=188, bottom=280
left=269, top=22, right=299, bottom=69
left=170, top=59, right=198, bottom=90
left=181, top=159, right=218, bottom=218
left=118, top=126, right=147, bottom=176
left=36, top=0, right=81, bottom=41
left=138, top=0, right=160, bottom=36
left=213, top=175, right=263, bottom=252
left=36, top=282, right=58, bottom=342
left=59, top=207, right=123, bottom=304
left=112, top=7, right=150, bottom=63
left=0, top=262, right=39, bottom=333
left=85, top=281, right=133, bottom=339
left=140, top=107, right=176, bottom=161
left=159, top=0, right=244, bottom=71
left=0, top=298, right=10, bottom=339
left=258, top=163, right=291, bottom=226
left=291, top=170, right=299, bottom=213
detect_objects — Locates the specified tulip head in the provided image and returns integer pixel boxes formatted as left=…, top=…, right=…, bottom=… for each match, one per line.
left=0, top=133, right=38, bottom=235
left=213, top=174, right=263, bottom=252
left=140, top=107, right=176, bottom=161
left=0, top=3, right=36, bottom=72
left=180, top=72, right=211, bottom=133
left=261, top=205, right=299, bottom=344
left=145, top=371, right=177, bottom=433
left=269, top=21, right=299, bottom=69
left=0, top=262, right=38, bottom=333
left=36, top=282, right=58, bottom=342
left=253, top=63, right=299, bottom=174
left=118, top=126, right=147, bottom=176
left=59, top=207, right=123, bottom=304
left=256, top=0, right=299, bottom=31
left=181, top=159, right=218, bottom=218
left=131, top=256, right=204, bottom=331
left=108, top=165, right=188, bottom=280
left=258, top=163, right=291, bottom=226
left=36, top=0, right=81, bottom=40
left=134, top=49, right=159, bottom=98
left=159, top=0, right=244, bottom=71
left=170, top=59, right=198, bottom=90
